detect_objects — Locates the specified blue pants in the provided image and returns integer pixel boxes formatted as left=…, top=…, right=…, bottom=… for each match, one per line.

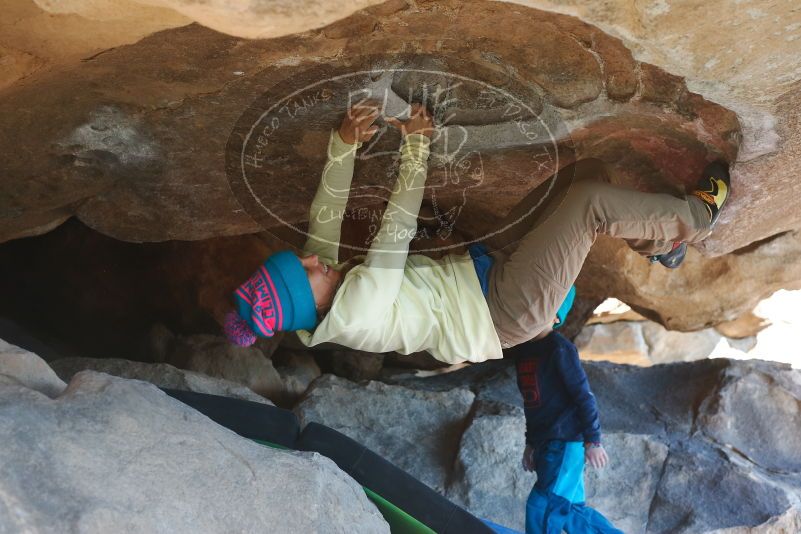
left=525, top=441, right=622, bottom=534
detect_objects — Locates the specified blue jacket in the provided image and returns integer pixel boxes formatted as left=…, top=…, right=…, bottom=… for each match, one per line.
left=509, top=331, right=602, bottom=448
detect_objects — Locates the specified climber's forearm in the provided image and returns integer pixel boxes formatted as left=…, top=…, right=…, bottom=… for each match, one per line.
left=331, top=133, right=431, bottom=326
left=303, top=130, right=360, bottom=263
left=365, top=133, right=431, bottom=270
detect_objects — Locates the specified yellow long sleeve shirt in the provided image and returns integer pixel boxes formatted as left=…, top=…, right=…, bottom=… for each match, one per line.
left=296, top=130, right=503, bottom=364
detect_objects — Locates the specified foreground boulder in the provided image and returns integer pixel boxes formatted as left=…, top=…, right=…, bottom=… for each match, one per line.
left=697, top=362, right=801, bottom=474
left=0, top=341, right=388, bottom=534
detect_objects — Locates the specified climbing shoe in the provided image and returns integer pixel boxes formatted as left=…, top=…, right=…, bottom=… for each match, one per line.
left=692, top=161, right=731, bottom=227
left=649, top=241, right=687, bottom=269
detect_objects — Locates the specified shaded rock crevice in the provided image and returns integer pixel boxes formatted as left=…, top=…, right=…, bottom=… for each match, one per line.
left=441, top=388, right=482, bottom=496
left=644, top=444, right=671, bottom=533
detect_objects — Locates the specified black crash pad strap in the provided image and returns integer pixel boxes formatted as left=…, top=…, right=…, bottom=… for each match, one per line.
left=297, top=422, right=493, bottom=534
left=162, top=389, right=299, bottom=449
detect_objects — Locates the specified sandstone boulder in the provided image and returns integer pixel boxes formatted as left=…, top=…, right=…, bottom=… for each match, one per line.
left=641, top=322, right=754, bottom=364
left=641, top=322, right=726, bottom=364
left=0, top=3, right=737, bottom=252
left=32, top=0, right=385, bottom=42
left=575, top=321, right=650, bottom=365
left=0, top=2, right=801, bottom=338
left=579, top=231, right=801, bottom=331
left=575, top=320, right=755, bottom=366
left=1, top=0, right=801, bottom=337
left=714, top=312, right=771, bottom=339
left=500, top=0, right=801, bottom=257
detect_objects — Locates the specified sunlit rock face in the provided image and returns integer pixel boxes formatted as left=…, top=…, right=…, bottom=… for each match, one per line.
left=1, top=0, right=385, bottom=92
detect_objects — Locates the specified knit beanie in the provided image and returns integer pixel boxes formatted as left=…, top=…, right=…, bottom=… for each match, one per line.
left=224, top=251, right=318, bottom=346
left=554, top=285, right=577, bottom=329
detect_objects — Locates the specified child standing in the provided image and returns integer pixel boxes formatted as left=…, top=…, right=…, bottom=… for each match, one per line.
left=510, top=286, right=622, bottom=534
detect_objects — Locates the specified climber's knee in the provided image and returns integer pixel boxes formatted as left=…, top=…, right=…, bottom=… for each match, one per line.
left=564, top=176, right=606, bottom=208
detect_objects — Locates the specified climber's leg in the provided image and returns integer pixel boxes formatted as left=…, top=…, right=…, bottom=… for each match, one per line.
left=484, top=159, right=679, bottom=258
left=486, top=160, right=712, bottom=346
left=621, top=237, right=674, bottom=256
left=646, top=160, right=731, bottom=269
left=483, top=159, right=577, bottom=255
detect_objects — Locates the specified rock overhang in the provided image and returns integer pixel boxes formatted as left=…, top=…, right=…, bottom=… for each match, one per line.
left=6, top=0, right=801, bottom=332
left=0, top=1, right=740, bottom=247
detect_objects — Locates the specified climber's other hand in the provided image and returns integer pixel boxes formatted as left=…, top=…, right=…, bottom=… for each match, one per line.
left=339, top=100, right=380, bottom=144
left=386, top=103, right=434, bottom=139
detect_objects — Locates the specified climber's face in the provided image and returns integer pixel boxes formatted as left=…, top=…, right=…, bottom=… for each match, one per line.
left=299, top=254, right=341, bottom=313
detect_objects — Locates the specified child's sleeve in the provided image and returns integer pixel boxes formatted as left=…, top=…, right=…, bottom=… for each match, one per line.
left=303, top=130, right=361, bottom=265
left=556, top=342, right=602, bottom=444
left=331, top=134, right=430, bottom=326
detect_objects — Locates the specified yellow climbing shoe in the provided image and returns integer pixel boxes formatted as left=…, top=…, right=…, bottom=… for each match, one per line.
left=692, top=161, right=731, bottom=226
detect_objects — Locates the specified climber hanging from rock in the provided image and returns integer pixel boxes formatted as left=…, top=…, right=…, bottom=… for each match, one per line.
left=223, top=100, right=731, bottom=363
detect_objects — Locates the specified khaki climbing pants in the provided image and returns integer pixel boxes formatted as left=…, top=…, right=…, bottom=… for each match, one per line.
left=484, top=159, right=712, bottom=348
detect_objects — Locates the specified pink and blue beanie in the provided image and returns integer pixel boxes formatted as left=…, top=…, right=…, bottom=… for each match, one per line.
left=224, top=251, right=317, bottom=346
